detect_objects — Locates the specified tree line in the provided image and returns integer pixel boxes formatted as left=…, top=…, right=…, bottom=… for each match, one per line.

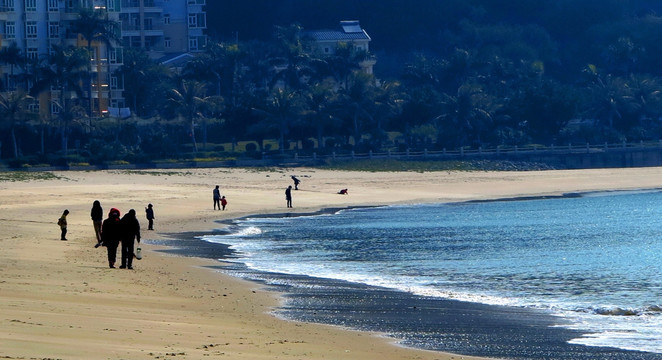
left=3, top=2, right=662, bottom=166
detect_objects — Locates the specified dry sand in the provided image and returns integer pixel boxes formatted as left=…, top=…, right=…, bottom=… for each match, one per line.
left=2, top=166, right=662, bottom=360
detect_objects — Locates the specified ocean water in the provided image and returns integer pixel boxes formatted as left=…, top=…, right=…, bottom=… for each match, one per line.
left=202, top=190, right=662, bottom=356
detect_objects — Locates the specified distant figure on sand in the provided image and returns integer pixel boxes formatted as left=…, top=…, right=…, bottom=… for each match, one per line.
left=291, top=175, right=300, bottom=190
left=58, top=209, right=69, bottom=241
left=101, top=208, right=122, bottom=268
left=285, top=185, right=293, bottom=208
left=213, top=185, right=221, bottom=210
left=120, top=209, right=141, bottom=270
left=145, top=203, right=155, bottom=230
left=221, top=196, right=227, bottom=210
left=91, top=200, right=103, bottom=247
left=338, top=189, right=348, bottom=195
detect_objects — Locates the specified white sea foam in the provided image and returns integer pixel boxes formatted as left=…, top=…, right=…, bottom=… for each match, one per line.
left=208, top=193, right=662, bottom=355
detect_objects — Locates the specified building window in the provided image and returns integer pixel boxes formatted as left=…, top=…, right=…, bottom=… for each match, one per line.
left=109, top=48, right=117, bottom=64
left=110, top=76, right=118, bottom=89
left=163, top=14, right=170, bottom=24
left=49, top=22, right=59, bottom=38
left=27, top=48, right=38, bottom=60
left=164, top=37, right=171, bottom=48
left=187, top=0, right=205, bottom=4
left=25, top=0, right=36, bottom=11
left=5, top=22, right=16, bottom=39
left=26, top=22, right=38, bottom=39
left=189, top=37, right=198, bottom=51
left=51, top=102, right=61, bottom=114
left=48, top=0, right=58, bottom=11
left=188, top=13, right=205, bottom=28
left=28, top=102, right=39, bottom=113
left=4, top=0, right=15, bottom=10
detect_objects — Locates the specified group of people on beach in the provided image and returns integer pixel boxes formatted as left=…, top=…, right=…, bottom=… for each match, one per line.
left=59, top=201, right=154, bottom=269
left=92, top=200, right=150, bottom=269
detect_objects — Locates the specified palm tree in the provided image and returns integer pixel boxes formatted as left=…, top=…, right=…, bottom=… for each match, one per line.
left=302, top=80, right=337, bottom=149
left=336, top=72, right=378, bottom=149
left=32, top=45, right=88, bottom=153
left=118, top=48, right=171, bottom=116
left=167, top=80, right=211, bottom=153
left=70, top=7, right=118, bottom=117
left=252, top=87, right=304, bottom=153
left=0, top=90, right=35, bottom=158
left=0, top=43, right=25, bottom=91
left=437, top=83, right=501, bottom=148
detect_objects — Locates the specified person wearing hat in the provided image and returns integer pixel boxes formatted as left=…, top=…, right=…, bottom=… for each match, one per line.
left=101, top=208, right=122, bottom=268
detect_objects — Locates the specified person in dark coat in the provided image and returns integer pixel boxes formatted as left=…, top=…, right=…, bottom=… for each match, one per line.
left=145, top=203, right=154, bottom=230
left=120, top=209, right=141, bottom=270
left=91, top=200, right=103, bottom=247
left=213, top=185, right=221, bottom=210
left=285, top=185, right=293, bottom=208
left=101, top=208, right=122, bottom=268
left=291, top=175, right=300, bottom=190
left=58, top=209, right=69, bottom=241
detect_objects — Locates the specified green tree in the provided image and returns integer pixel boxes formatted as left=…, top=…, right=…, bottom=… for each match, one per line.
left=0, top=43, right=25, bottom=91
left=438, top=83, right=501, bottom=148
left=0, top=90, right=35, bottom=158
left=167, top=80, right=213, bottom=153
left=32, top=45, right=88, bottom=153
left=252, top=87, right=304, bottom=153
left=119, top=48, right=172, bottom=116
left=70, top=8, right=119, bottom=117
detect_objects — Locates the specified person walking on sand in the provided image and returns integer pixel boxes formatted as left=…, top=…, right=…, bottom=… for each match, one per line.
left=91, top=200, right=103, bottom=247
left=101, top=208, right=122, bottom=268
left=213, top=185, right=221, bottom=210
left=285, top=185, right=293, bottom=208
left=145, top=203, right=155, bottom=230
left=58, top=209, right=69, bottom=241
left=221, top=196, right=227, bottom=210
left=291, top=175, right=300, bottom=190
left=120, top=209, right=141, bottom=270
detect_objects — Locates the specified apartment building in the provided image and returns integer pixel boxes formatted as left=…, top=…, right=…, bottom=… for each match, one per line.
left=119, top=0, right=206, bottom=59
left=0, top=0, right=206, bottom=117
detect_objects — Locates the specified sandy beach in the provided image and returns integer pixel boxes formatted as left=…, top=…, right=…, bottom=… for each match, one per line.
left=2, top=166, right=662, bottom=360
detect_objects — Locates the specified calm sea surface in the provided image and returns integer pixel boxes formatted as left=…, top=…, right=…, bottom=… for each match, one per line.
left=203, top=190, right=662, bottom=355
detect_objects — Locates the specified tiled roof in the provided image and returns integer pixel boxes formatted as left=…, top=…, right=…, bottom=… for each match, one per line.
left=303, top=20, right=371, bottom=42
left=304, top=29, right=371, bottom=42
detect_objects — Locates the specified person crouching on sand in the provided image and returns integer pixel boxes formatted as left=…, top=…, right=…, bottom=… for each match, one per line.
left=101, top=208, right=122, bottom=268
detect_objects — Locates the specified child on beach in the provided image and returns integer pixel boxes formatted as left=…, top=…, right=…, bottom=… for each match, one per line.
left=221, top=196, right=227, bottom=210
left=145, top=203, right=155, bottom=230
left=58, top=209, right=69, bottom=241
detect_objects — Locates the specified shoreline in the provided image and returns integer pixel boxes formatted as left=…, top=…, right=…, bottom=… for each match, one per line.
left=172, top=191, right=662, bottom=359
left=4, top=167, right=662, bottom=359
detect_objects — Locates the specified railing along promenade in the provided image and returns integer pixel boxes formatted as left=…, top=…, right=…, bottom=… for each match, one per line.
left=282, top=140, right=662, bottom=165
left=5, top=140, right=662, bottom=171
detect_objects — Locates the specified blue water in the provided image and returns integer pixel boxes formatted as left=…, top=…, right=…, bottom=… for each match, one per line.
left=203, top=190, right=662, bottom=355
